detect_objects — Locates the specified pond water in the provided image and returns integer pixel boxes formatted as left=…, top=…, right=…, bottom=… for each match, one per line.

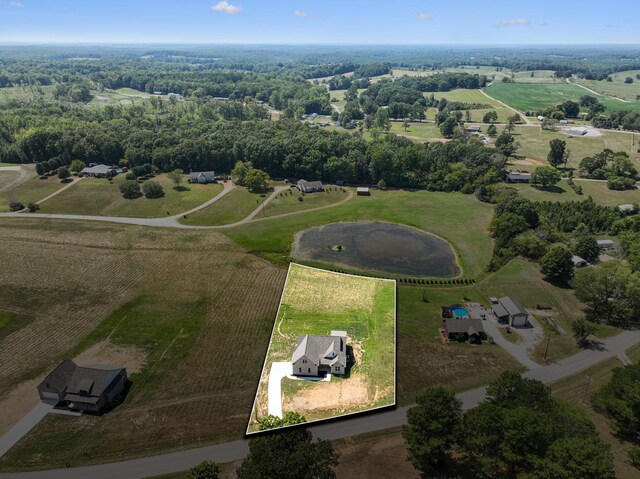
left=292, top=221, right=460, bottom=278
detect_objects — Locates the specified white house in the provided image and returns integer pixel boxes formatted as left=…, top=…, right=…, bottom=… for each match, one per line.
left=189, top=171, right=216, bottom=184
left=291, top=331, right=347, bottom=377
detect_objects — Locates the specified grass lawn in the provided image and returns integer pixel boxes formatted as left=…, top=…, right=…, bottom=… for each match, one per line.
left=247, top=264, right=396, bottom=432
left=550, top=357, right=639, bottom=479
left=512, top=180, right=640, bottom=207
left=573, top=71, right=640, bottom=102
left=225, top=189, right=494, bottom=279
left=485, top=82, right=640, bottom=114
left=390, top=121, right=444, bottom=140
left=180, top=187, right=267, bottom=226
left=39, top=174, right=223, bottom=217
left=0, top=220, right=286, bottom=470
left=0, top=170, right=20, bottom=189
left=511, top=126, right=640, bottom=170
left=0, top=173, right=67, bottom=212
left=263, top=186, right=349, bottom=217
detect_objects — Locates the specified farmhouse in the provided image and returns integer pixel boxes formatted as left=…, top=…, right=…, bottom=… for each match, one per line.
left=357, top=187, right=370, bottom=196
left=506, top=171, right=532, bottom=183
left=292, top=330, right=347, bottom=377
left=442, top=318, right=485, bottom=343
left=562, top=126, right=588, bottom=136
left=492, top=296, right=529, bottom=328
left=189, top=171, right=216, bottom=184
left=37, top=359, right=127, bottom=413
left=296, top=179, right=324, bottom=193
left=80, top=164, right=111, bottom=177
left=597, top=239, right=615, bottom=250
left=572, top=255, right=589, bottom=268
left=465, top=125, right=482, bottom=133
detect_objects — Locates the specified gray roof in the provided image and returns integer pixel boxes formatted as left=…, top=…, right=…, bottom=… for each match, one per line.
left=292, top=334, right=346, bottom=368
left=506, top=171, right=532, bottom=181
left=81, top=164, right=110, bottom=175
left=618, top=204, right=636, bottom=212
left=445, top=318, right=484, bottom=335
left=190, top=171, right=215, bottom=180
left=597, top=239, right=614, bottom=246
left=39, top=359, right=125, bottom=400
left=572, top=255, right=587, bottom=266
left=497, top=296, right=528, bottom=317
left=297, top=179, right=324, bottom=191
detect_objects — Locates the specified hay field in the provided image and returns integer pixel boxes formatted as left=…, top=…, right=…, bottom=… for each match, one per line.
left=247, top=264, right=395, bottom=432
left=0, top=220, right=286, bottom=470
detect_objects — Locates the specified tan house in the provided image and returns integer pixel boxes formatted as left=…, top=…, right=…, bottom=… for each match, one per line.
left=292, top=331, right=347, bottom=377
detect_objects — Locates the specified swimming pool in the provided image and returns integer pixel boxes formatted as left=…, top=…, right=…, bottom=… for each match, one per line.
left=451, top=307, right=469, bottom=318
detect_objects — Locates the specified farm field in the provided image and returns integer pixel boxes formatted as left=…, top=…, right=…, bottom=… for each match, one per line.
left=263, top=187, right=349, bottom=217
left=180, top=187, right=267, bottom=226
left=0, top=219, right=287, bottom=470
left=38, top=174, right=223, bottom=217
left=0, top=173, right=67, bottom=212
left=485, top=82, right=640, bottom=114
left=430, top=88, right=514, bottom=122
left=389, top=121, right=443, bottom=141
left=573, top=71, right=640, bottom=102
left=225, top=189, right=495, bottom=279
left=512, top=180, right=640, bottom=207
left=247, top=264, right=396, bottom=432
left=511, top=126, right=640, bottom=169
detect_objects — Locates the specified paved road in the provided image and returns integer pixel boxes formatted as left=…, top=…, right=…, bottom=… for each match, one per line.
left=2, top=329, right=638, bottom=479
left=267, top=362, right=291, bottom=418
left=0, top=167, right=29, bottom=195
left=0, top=401, right=56, bottom=458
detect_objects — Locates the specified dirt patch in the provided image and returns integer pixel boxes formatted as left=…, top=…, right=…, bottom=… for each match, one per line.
left=286, top=374, right=370, bottom=414
left=0, top=377, right=43, bottom=435
left=74, top=340, right=147, bottom=373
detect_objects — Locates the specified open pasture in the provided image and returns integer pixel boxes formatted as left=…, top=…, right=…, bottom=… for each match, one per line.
left=247, top=264, right=396, bottom=432
left=512, top=180, right=640, bottom=207
left=39, top=174, right=223, bottom=217
left=180, top=187, right=267, bottom=226
left=0, top=220, right=286, bottom=470
left=0, top=172, right=67, bottom=212
left=573, top=71, right=640, bottom=102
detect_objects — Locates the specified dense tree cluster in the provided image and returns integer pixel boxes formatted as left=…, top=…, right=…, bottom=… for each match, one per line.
left=403, top=373, right=615, bottom=479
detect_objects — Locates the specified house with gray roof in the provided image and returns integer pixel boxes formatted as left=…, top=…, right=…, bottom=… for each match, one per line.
left=597, top=239, right=615, bottom=250
left=37, top=359, right=127, bottom=413
left=492, top=296, right=530, bottom=328
left=506, top=171, right=532, bottom=183
left=442, top=318, right=485, bottom=343
left=292, top=331, right=347, bottom=377
left=296, top=179, right=324, bottom=193
left=80, top=164, right=111, bottom=177
left=189, top=171, right=216, bottom=184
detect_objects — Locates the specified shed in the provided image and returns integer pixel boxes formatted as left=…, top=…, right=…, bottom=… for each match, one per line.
left=506, top=171, right=532, bottom=183
left=618, top=204, right=637, bottom=213
left=492, top=296, right=529, bottom=328
left=572, top=255, right=588, bottom=268
left=357, top=187, right=370, bottom=196
left=597, top=239, right=614, bottom=250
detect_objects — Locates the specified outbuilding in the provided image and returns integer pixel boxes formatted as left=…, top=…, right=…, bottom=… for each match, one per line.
left=492, top=296, right=530, bottom=328
left=572, top=255, right=588, bottom=268
left=597, top=239, right=615, bottom=250
left=618, top=204, right=637, bottom=214
left=506, top=171, right=532, bottom=183
left=357, top=187, right=370, bottom=196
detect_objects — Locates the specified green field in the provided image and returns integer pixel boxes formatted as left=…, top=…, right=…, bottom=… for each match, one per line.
left=225, top=189, right=495, bottom=279
left=573, top=71, right=640, bottom=102
left=430, top=89, right=514, bottom=122
left=39, top=174, right=223, bottom=217
left=512, top=180, right=640, bottom=207
left=0, top=170, right=20, bottom=190
left=0, top=173, right=67, bottom=212
left=512, top=126, right=640, bottom=170
left=247, top=263, right=396, bottom=431
left=263, top=187, right=350, bottom=217
left=389, top=121, right=444, bottom=140
left=485, top=82, right=640, bottom=114
left=180, top=187, right=266, bottom=226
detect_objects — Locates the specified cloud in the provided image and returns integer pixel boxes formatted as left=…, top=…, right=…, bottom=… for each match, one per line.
left=293, top=10, right=310, bottom=18
left=11, top=1, right=24, bottom=7
left=498, top=18, right=530, bottom=27
left=416, top=12, right=435, bottom=21
left=211, top=1, right=241, bottom=15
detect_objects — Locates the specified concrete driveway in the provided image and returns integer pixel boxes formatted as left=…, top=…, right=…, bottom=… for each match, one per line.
left=267, top=362, right=292, bottom=418
left=0, top=400, right=56, bottom=458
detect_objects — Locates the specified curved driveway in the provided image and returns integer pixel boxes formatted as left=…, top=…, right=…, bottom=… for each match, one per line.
left=0, top=167, right=29, bottom=195
left=1, top=329, right=638, bottom=479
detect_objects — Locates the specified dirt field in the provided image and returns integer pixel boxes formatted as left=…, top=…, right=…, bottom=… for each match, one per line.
left=0, top=219, right=287, bottom=470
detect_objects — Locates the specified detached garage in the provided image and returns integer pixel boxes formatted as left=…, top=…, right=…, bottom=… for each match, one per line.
left=492, top=296, right=530, bottom=328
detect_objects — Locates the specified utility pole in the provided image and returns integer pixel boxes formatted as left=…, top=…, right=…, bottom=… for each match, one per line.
left=543, top=335, right=551, bottom=363
left=582, top=375, right=593, bottom=403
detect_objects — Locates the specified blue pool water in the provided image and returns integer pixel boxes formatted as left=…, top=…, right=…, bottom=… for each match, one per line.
left=451, top=307, right=469, bottom=318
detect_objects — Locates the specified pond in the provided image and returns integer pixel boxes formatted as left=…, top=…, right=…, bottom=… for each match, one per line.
left=291, top=221, right=460, bottom=278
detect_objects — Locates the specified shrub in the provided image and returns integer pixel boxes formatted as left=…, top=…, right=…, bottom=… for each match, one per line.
left=142, top=180, right=164, bottom=199
left=27, top=202, right=40, bottom=212
left=125, top=172, right=136, bottom=181
left=8, top=198, right=24, bottom=211
left=119, top=180, right=141, bottom=199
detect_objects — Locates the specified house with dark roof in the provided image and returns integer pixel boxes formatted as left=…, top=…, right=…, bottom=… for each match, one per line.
left=296, top=179, right=324, bottom=193
left=442, top=318, right=485, bottom=343
left=80, top=164, right=112, bottom=177
left=37, top=359, right=127, bottom=413
left=189, top=171, right=216, bottom=184
left=492, top=296, right=530, bottom=328
left=292, top=331, right=347, bottom=377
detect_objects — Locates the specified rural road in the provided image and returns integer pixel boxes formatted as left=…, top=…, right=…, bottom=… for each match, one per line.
left=0, top=186, right=353, bottom=230
left=2, top=328, right=638, bottom=479
left=479, top=88, right=534, bottom=126
left=0, top=167, right=29, bottom=195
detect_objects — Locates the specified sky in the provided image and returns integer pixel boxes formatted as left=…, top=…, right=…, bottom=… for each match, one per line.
left=0, top=0, right=639, bottom=45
